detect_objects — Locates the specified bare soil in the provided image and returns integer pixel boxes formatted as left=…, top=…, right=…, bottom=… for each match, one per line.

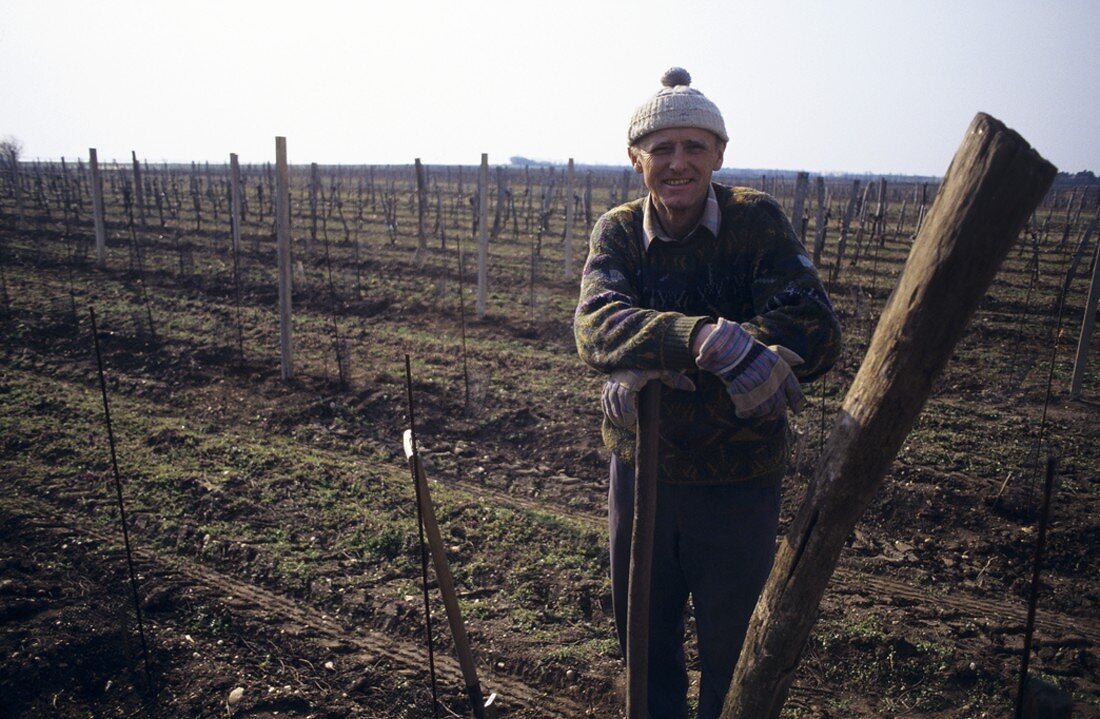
left=1, top=169, right=1097, bottom=718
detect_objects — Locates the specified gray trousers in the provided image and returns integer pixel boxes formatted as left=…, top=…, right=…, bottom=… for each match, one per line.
left=609, top=454, right=780, bottom=719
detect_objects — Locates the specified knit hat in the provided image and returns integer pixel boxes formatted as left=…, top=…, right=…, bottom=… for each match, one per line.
left=627, top=67, right=728, bottom=145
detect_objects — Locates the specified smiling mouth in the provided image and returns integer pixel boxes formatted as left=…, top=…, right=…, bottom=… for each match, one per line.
left=664, top=178, right=693, bottom=186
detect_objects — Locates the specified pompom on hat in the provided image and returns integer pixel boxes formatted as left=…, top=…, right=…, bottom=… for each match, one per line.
left=627, top=67, right=728, bottom=145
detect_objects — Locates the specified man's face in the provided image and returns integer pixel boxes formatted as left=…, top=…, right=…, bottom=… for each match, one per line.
left=628, top=127, right=725, bottom=216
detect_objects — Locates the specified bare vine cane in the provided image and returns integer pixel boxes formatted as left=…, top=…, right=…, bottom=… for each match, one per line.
left=626, top=380, right=660, bottom=718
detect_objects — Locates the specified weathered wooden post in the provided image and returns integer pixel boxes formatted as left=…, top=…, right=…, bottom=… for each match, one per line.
left=812, top=176, right=828, bottom=266
left=89, top=148, right=108, bottom=268
left=230, top=153, right=242, bottom=255
left=491, top=166, right=506, bottom=239
left=1070, top=224, right=1100, bottom=400
left=721, top=113, right=1056, bottom=719
left=564, top=158, right=575, bottom=280
left=830, top=179, right=860, bottom=282
left=584, top=170, right=593, bottom=230
left=275, top=137, right=294, bottom=382
left=131, top=151, right=146, bottom=228
left=790, top=171, right=809, bottom=242
left=476, top=153, right=489, bottom=319
left=415, top=157, right=428, bottom=262
left=307, top=162, right=319, bottom=255
left=627, top=381, right=661, bottom=719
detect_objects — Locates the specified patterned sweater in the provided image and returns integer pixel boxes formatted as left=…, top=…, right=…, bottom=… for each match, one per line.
left=574, top=184, right=841, bottom=485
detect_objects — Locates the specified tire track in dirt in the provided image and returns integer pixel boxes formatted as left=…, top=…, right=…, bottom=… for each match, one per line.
left=433, top=472, right=1100, bottom=647
left=3, top=492, right=592, bottom=719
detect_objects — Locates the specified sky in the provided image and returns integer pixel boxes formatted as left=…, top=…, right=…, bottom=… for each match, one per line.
left=2, top=0, right=1098, bottom=176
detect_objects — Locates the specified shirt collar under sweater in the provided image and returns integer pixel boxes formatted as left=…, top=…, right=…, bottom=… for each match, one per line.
left=642, top=182, right=721, bottom=251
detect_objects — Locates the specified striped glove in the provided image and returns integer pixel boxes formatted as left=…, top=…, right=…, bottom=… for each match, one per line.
left=601, top=369, right=695, bottom=429
left=695, top=318, right=806, bottom=420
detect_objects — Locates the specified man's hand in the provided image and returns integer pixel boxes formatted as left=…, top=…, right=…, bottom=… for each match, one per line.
left=694, top=318, right=805, bottom=420
left=601, top=369, right=696, bottom=428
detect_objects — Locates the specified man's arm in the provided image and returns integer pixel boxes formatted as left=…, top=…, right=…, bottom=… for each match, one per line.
left=573, top=211, right=708, bottom=374
left=737, top=197, right=842, bottom=382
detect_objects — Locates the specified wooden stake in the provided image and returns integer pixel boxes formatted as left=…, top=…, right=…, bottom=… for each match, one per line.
left=812, top=176, right=827, bottom=266
left=790, top=171, right=809, bottom=241
left=720, top=113, right=1057, bottom=719
left=89, top=148, right=107, bottom=268
left=416, top=158, right=428, bottom=262
left=477, top=154, right=489, bottom=320
left=130, top=151, right=146, bottom=228
left=1070, top=223, right=1100, bottom=399
left=230, top=153, right=243, bottom=255
left=564, top=158, right=575, bottom=280
left=403, top=429, right=498, bottom=719
left=275, top=137, right=294, bottom=381
left=627, top=380, right=660, bottom=719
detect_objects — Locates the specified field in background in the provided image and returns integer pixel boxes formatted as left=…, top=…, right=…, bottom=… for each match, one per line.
left=0, top=159, right=1097, bottom=718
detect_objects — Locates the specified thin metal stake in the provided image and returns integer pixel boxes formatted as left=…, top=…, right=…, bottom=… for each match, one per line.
left=1014, top=454, right=1058, bottom=719
left=90, top=307, right=153, bottom=695
left=405, top=354, right=441, bottom=718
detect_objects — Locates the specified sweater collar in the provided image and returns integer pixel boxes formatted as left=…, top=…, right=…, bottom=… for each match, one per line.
left=642, top=182, right=720, bottom=251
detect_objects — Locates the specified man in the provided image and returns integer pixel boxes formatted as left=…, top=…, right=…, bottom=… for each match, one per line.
left=573, top=68, right=841, bottom=719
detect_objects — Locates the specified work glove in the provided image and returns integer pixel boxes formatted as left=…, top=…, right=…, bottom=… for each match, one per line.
left=601, top=369, right=695, bottom=429
left=695, top=317, right=806, bottom=420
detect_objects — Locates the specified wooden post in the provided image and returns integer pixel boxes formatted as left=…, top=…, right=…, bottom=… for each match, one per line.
left=720, top=113, right=1056, bottom=719
left=477, top=153, right=489, bottom=320
left=812, top=176, right=827, bottom=266
left=131, top=151, right=146, bottom=228
left=404, top=431, right=497, bottom=719
left=874, top=177, right=888, bottom=244
left=584, top=170, right=593, bottom=230
left=1070, top=229, right=1100, bottom=399
left=627, top=381, right=660, bottom=719
left=790, top=171, right=809, bottom=241
left=230, top=153, right=242, bottom=255
left=89, top=148, right=108, bottom=268
left=830, top=179, right=860, bottom=282
left=491, top=166, right=506, bottom=239
left=275, top=137, right=294, bottom=382
left=306, top=162, right=319, bottom=254
left=564, top=158, right=575, bottom=280
left=415, top=158, right=428, bottom=262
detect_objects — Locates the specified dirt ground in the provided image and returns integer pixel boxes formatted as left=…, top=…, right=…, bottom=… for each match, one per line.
left=1, top=169, right=1098, bottom=718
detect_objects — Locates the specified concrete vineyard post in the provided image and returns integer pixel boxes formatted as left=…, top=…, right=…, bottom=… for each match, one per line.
left=276, top=137, right=294, bottom=382
left=1070, top=224, right=1100, bottom=399
left=720, top=113, right=1056, bottom=719
left=564, top=158, right=575, bottom=280
left=477, top=153, right=489, bottom=320
left=230, top=153, right=242, bottom=255
left=90, top=148, right=108, bottom=268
